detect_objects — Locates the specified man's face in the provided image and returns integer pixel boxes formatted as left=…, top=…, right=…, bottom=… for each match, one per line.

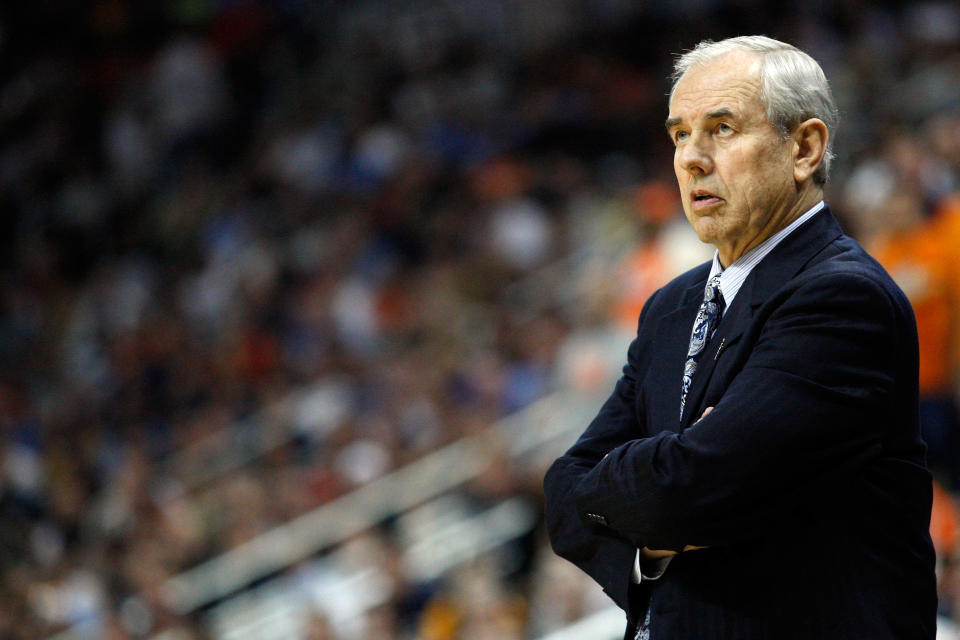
left=667, top=52, right=798, bottom=264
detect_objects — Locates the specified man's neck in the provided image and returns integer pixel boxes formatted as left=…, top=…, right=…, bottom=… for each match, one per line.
left=717, top=188, right=824, bottom=267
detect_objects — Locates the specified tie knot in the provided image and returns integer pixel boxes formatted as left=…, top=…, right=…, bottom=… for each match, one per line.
left=704, top=275, right=723, bottom=306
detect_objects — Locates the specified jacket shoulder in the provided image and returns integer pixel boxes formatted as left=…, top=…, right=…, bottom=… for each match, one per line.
left=799, top=234, right=913, bottom=314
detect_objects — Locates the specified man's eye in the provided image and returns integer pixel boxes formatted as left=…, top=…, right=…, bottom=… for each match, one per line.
left=717, top=123, right=734, bottom=135
left=674, top=131, right=689, bottom=143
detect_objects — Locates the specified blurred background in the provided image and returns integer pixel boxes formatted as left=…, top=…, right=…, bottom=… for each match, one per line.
left=1, top=1, right=960, bottom=639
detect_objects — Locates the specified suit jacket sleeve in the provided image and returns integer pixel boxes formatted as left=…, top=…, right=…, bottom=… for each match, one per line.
left=542, top=291, right=662, bottom=611
left=570, top=269, right=912, bottom=551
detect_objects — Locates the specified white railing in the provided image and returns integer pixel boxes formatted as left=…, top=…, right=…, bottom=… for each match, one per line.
left=48, top=386, right=605, bottom=640
left=200, top=495, right=541, bottom=640
left=160, top=389, right=601, bottom=615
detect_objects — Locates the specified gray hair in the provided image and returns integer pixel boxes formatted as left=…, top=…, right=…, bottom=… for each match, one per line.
left=671, top=36, right=839, bottom=185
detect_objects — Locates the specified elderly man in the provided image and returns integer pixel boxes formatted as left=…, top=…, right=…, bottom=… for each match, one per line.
left=543, top=36, right=937, bottom=639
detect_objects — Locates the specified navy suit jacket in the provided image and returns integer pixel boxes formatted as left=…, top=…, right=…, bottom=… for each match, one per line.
left=543, top=208, right=937, bottom=639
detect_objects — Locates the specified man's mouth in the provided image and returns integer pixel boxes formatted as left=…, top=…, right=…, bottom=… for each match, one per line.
left=691, top=191, right=724, bottom=210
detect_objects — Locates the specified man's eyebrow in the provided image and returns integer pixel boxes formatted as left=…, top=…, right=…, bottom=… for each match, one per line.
left=706, top=108, right=735, bottom=120
left=665, top=109, right=735, bottom=130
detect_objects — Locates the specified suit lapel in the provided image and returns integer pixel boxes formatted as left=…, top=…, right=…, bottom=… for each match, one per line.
left=677, top=206, right=844, bottom=428
left=746, top=206, right=844, bottom=309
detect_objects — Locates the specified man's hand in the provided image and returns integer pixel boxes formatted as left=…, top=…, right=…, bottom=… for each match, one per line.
left=640, top=407, right=715, bottom=559
left=640, top=547, right=677, bottom=559
left=640, top=545, right=708, bottom=559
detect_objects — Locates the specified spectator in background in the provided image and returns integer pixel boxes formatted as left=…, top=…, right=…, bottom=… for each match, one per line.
left=611, top=179, right=711, bottom=331
left=847, top=134, right=960, bottom=490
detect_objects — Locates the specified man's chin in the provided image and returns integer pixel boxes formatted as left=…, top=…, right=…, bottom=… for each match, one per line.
left=692, top=220, right=721, bottom=245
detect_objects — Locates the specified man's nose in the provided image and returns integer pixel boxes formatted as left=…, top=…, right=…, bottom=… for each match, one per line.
left=677, top=133, right=713, bottom=175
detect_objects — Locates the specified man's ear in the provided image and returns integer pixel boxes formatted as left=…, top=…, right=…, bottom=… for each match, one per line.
left=792, top=118, right=828, bottom=184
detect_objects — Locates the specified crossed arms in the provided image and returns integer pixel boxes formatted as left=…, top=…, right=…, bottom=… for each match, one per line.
left=543, top=269, right=908, bottom=606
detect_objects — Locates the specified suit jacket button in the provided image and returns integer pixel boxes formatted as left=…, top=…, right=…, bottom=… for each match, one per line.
left=587, top=512, right=609, bottom=526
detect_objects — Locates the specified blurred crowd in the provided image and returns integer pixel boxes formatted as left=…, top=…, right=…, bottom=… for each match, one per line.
left=1, top=1, right=960, bottom=639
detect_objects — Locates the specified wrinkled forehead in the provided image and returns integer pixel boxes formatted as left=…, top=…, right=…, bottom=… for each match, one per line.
left=669, top=52, right=764, bottom=115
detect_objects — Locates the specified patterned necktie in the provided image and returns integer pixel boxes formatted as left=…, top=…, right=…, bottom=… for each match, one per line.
left=636, top=275, right=725, bottom=640
left=636, top=605, right=652, bottom=640
left=680, top=275, right=725, bottom=419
